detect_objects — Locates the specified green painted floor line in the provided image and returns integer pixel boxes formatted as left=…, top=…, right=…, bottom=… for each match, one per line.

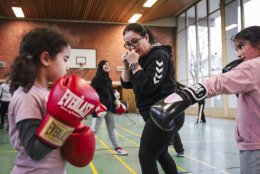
left=95, top=135, right=137, bottom=174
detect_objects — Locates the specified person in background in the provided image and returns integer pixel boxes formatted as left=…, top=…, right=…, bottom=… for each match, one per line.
left=114, top=89, right=128, bottom=113
left=114, top=89, right=120, bottom=100
left=172, top=132, right=185, bottom=157
left=171, top=81, right=185, bottom=157
left=196, top=99, right=206, bottom=123
left=120, top=23, right=183, bottom=174
left=91, top=60, right=128, bottom=156
left=0, top=73, right=12, bottom=130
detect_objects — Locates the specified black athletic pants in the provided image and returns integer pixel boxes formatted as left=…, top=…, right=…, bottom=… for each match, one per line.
left=139, top=116, right=179, bottom=174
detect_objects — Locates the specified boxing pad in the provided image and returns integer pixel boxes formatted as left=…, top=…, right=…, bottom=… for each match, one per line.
left=150, top=83, right=208, bottom=131
left=37, top=75, right=100, bottom=147
left=115, top=99, right=127, bottom=115
left=222, top=59, right=243, bottom=74
left=62, top=123, right=95, bottom=167
left=95, top=103, right=107, bottom=117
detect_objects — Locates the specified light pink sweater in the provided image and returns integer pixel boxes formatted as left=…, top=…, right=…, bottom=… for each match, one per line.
left=203, top=57, right=260, bottom=151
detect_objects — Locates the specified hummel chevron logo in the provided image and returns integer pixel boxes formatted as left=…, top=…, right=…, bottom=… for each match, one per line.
left=156, top=60, right=163, bottom=66
left=153, top=60, right=163, bottom=84
left=155, top=73, right=162, bottom=79
left=156, top=67, right=163, bottom=73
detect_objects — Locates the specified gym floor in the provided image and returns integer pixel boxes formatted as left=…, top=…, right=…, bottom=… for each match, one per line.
left=0, top=114, right=240, bottom=174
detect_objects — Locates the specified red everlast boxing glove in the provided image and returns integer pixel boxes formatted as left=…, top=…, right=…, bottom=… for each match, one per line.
left=36, top=75, right=100, bottom=147
left=115, top=99, right=127, bottom=115
left=95, top=103, right=107, bottom=117
left=62, top=123, right=95, bottom=167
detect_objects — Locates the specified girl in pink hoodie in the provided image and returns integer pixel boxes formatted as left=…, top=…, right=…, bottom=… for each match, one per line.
left=203, top=26, right=260, bottom=174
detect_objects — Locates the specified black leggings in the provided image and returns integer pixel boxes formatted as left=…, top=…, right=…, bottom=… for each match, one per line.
left=172, top=113, right=185, bottom=153
left=139, top=117, right=178, bottom=174
left=0, top=101, right=9, bottom=126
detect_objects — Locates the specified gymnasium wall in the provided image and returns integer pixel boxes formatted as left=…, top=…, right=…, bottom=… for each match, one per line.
left=0, top=19, right=176, bottom=81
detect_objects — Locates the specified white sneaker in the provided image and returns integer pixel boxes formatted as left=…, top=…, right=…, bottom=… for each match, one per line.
left=177, top=151, right=184, bottom=157
left=114, top=147, right=128, bottom=156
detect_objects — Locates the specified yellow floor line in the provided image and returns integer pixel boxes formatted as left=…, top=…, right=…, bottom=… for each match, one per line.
left=1, top=150, right=16, bottom=153
left=116, top=130, right=188, bottom=173
left=118, top=124, right=229, bottom=173
left=89, top=162, right=98, bottom=174
left=95, top=135, right=137, bottom=174
left=117, top=125, right=141, bottom=137
left=116, top=133, right=139, bottom=147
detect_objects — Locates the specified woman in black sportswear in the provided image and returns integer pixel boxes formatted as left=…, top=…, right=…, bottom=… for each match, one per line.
left=120, top=23, right=184, bottom=174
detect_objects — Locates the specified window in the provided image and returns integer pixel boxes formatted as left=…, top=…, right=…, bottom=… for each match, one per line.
left=225, top=0, right=241, bottom=68
left=209, top=0, right=220, bottom=13
left=225, top=0, right=241, bottom=108
left=187, top=7, right=196, bottom=27
left=209, top=10, right=223, bottom=107
left=176, top=0, right=257, bottom=111
left=177, top=13, right=186, bottom=32
left=197, top=0, right=207, bottom=21
left=225, top=0, right=235, bottom=4
left=197, top=17, right=209, bottom=80
left=177, top=31, right=187, bottom=82
left=209, top=11, right=222, bottom=76
left=243, top=0, right=260, bottom=27
left=187, top=25, right=197, bottom=85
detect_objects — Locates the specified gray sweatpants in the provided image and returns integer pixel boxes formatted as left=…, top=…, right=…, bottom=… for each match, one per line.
left=240, top=150, right=260, bottom=174
left=91, top=111, right=119, bottom=149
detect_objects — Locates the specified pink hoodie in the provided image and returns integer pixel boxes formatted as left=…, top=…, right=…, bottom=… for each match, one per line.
left=203, top=57, right=260, bottom=151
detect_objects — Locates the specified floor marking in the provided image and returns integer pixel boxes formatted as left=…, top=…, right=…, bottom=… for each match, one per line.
left=116, top=127, right=188, bottom=173
left=182, top=139, right=234, bottom=144
left=118, top=124, right=232, bottom=173
left=0, top=150, right=16, bottom=153
left=169, top=147, right=230, bottom=174
left=116, top=133, right=140, bottom=147
left=117, top=125, right=141, bottom=137
left=89, top=162, right=98, bottom=174
left=177, top=147, right=230, bottom=173
left=95, top=135, right=137, bottom=174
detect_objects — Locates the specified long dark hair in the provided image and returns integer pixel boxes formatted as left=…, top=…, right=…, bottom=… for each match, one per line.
left=10, top=28, right=69, bottom=94
left=232, top=26, right=260, bottom=47
left=123, top=23, right=155, bottom=45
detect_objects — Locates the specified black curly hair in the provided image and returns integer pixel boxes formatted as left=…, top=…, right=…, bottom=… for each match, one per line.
left=10, top=28, right=69, bottom=94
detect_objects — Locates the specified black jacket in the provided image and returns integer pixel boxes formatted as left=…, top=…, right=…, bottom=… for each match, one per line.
left=91, top=60, right=116, bottom=114
left=121, top=45, right=177, bottom=119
